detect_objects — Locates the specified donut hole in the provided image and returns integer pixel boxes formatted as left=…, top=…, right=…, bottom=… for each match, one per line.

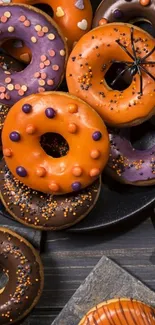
left=2, top=38, right=32, bottom=65
left=0, top=267, right=9, bottom=294
left=105, top=62, right=132, bottom=91
left=128, top=120, right=155, bottom=150
left=40, top=132, right=69, bottom=158
left=130, top=18, right=155, bottom=37
left=34, top=3, right=54, bottom=18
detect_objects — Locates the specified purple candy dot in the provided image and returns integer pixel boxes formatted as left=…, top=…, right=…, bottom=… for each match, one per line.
left=9, top=131, right=20, bottom=142
left=16, top=166, right=27, bottom=177
left=45, top=107, right=56, bottom=118
left=92, top=131, right=102, bottom=141
left=113, top=9, right=123, bottom=19
left=72, top=182, right=81, bottom=191
left=22, top=104, right=32, bottom=114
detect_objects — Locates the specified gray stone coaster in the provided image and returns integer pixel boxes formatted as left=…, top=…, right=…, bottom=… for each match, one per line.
left=52, top=255, right=155, bottom=325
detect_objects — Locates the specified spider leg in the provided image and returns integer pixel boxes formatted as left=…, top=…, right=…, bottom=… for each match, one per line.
left=137, top=66, right=143, bottom=95
left=116, top=40, right=135, bottom=61
left=141, top=46, right=155, bottom=62
left=140, top=65, right=155, bottom=81
left=141, top=61, right=155, bottom=65
left=111, top=60, right=133, bottom=65
left=110, top=65, right=131, bottom=86
left=130, top=27, right=137, bottom=59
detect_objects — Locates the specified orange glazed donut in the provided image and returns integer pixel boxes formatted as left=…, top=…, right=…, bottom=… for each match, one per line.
left=67, top=23, right=155, bottom=127
left=2, top=92, right=109, bottom=195
left=79, top=298, right=155, bottom=325
left=2, top=0, right=93, bottom=61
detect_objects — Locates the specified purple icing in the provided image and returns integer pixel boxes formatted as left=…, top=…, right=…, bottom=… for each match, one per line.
left=75, top=0, right=85, bottom=10
left=0, top=5, right=66, bottom=105
left=72, top=182, right=81, bottom=191
left=45, top=107, right=56, bottom=118
left=22, top=104, right=32, bottom=113
left=108, top=129, right=155, bottom=183
left=16, top=166, right=27, bottom=177
left=92, top=131, right=102, bottom=141
left=113, top=9, right=123, bottom=19
left=9, top=131, right=20, bottom=142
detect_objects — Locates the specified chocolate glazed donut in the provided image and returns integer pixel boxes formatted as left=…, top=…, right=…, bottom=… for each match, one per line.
left=93, top=0, right=155, bottom=35
left=0, top=227, right=44, bottom=324
left=0, top=53, right=25, bottom=150
left=79, top=298, right=155, bottom=325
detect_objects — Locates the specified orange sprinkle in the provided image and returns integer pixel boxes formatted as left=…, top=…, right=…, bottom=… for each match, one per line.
left=5, top=77, right=11, bottom=83
left=42, top=26, right=48, bottom=33
left=19, top=15, right=26, bottom=22
left=38, top=87, right=45, bottom=92
left=47, top=79, right=54, bottom=86
left=5, top=93, right=10, bottom=100
left=44, top=60, right=50, bottom=66
left=52, top=64, right=59, bottom=70
left=0, top=93, right=5, bottom=99
left=49, top=49, right=55, bottom=57
left=37, top=31, right=44, bottom=37
left=41, top=55, right=46, bottom=62
left=18, top=89, right=24, bottom=96
left=15, top=84, right=20, bottom=90
left=0, top=86, right=6, bottom=93
left=39, top=62, right=45, bottom=69
left=1, top=16, right=7, bottom=23
left=24, top=20, right=31, bottom=27
left=41, top=72, right=47, bottom=79
left=34, top=72, right=41, bottom=78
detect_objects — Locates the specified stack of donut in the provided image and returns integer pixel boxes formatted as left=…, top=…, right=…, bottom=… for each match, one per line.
left=1, top=0, right=155, bottom=322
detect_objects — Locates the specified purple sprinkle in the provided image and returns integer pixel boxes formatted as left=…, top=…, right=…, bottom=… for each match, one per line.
left=113, top=9, right=123, bottom=19
left=45, top=107, right=56, bottom=118
left=22, top=104, right=32, bottom=113
left=92, top=131, right=102, bottom=141
left=9, top=131, right=20, bottom=142
left=75, top=0, right=84, bottom=10
left=16, top=166, right=27, bottom=177
left=72, top=182, right=81, bottom=191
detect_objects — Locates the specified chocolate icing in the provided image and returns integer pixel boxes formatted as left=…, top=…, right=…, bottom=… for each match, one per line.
left=0, top=4, right=67, bottom=105
left=107, top=126, right=155, bottom=184
left=93, top=0, right=155, bottom=33
left=0, top=227, right=43, bottom=324
left=0, top=159, right=101, bottom=230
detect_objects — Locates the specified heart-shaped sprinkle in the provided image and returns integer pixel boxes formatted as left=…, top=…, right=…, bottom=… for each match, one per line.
left=77, top=19, right=88, bottom=30
left=56, top=6, right=65, bottom=17
left=75, top=0, right=84, bottom=10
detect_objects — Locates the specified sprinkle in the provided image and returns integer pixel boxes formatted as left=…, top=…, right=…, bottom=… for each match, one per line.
left=38, top=87, right=45, bottom=92
left=8, top=26, right=14, bottom=32
left=0, top=86, right=6, bottom=92
left=41, top=72, right=47, bottom=79
left=21, top=85, right=27, bottom=92
left=4, top=11, right=11, bottom=18
left=18, top=89, right=24, bottom=96
left=60, top=49, right=65, bottom=56
left=47, top=33, right=55, bottom=40
left=37, top=31, right=44, bottom=37
left=49, top=49, right=55, bottom=57
left=36, top=167, right=46, bottom=177
left=47, top=79, right=54, bottom=86
left=41, top=55, right=46, bottom=62
left=0, top=93, right=5, bottom=99
left=19, top=15, right=26, bottom=22
left=31, top=36, right=37, bottom=43
left=26, top=124, right=36, bottom=134
left=5, top=77, right=11, bottom=83
left=39, top=63, right=45, bottom=69
left=99, top=18, right=108, bottom=26
left=42, top=26, right=48, bottom=33
left=90, top=150, right=100, bottom=159
left=39, top=79, right=45, bottom=86
left=15, top=84, right=20, bottom=90
left=7, top=84, right=14, bottom=91
left=44, top=60, right=50, bottom=66
left=34, top=72, right=41, bottom=78
left=68, top=104, right=78, bottom=113
left=24, top=20, right=31, bottom=27
left=90, top=168, right=100, bottom=177
left=3, top=148, right=12, bottom=157
left=56, top=6, right=65, bottom=17
left=72, top=166, right=82, bottom=177
left=68, top=123, right=77, bottom=133
left=1, top=16, right=7, bottom=23
left=52, top=64, right=59, bottom=70
left=35, top=24, right=41, bottom=31
left=49, top=182, right=59, bottom=192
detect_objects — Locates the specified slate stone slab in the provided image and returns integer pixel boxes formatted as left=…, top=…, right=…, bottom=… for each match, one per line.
left=0, top=207, right=41, bottom=249
left=52, top=255, right=155, bottom=325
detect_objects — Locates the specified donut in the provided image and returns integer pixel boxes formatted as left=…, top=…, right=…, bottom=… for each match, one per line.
left=0, top=4, right=67, bottom=105
left=2, top=0, right=92, bottom=59
left=0, top=53, right=25, bottom=149
left=79, top=298, right=155, bottom=325
left=93, top=0, right=155, bottom=37
left=0, top=227, right=44, bottom=324
left=0, top=158, right=101, bottom=230
left=106, top=123, right=155, bottom=186
left=2, top=92, right=109, bottom=194
left=3, top=39, right=32, bottom=63
left=66, top=23, right=155, bottom=127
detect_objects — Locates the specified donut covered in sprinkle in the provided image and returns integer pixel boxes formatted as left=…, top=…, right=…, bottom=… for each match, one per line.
left=107, top=126, right=155, bottom=186
left=66, top=23, right=155, bottom=127
left=0, top=227, right=44, bottom=324
left=2, top=0, right=92, bottom=55
left=2, top=92, right=109, bottom=195
left=0, top=4, right=67, bottom=105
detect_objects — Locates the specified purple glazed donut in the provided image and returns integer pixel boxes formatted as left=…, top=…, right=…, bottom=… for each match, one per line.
left=107, top=126, right=155, bottom=186
left=0, top=4, right=67, bottom=105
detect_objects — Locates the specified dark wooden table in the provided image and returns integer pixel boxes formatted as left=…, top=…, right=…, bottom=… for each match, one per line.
left=26, top=209, right=155, bottom=325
